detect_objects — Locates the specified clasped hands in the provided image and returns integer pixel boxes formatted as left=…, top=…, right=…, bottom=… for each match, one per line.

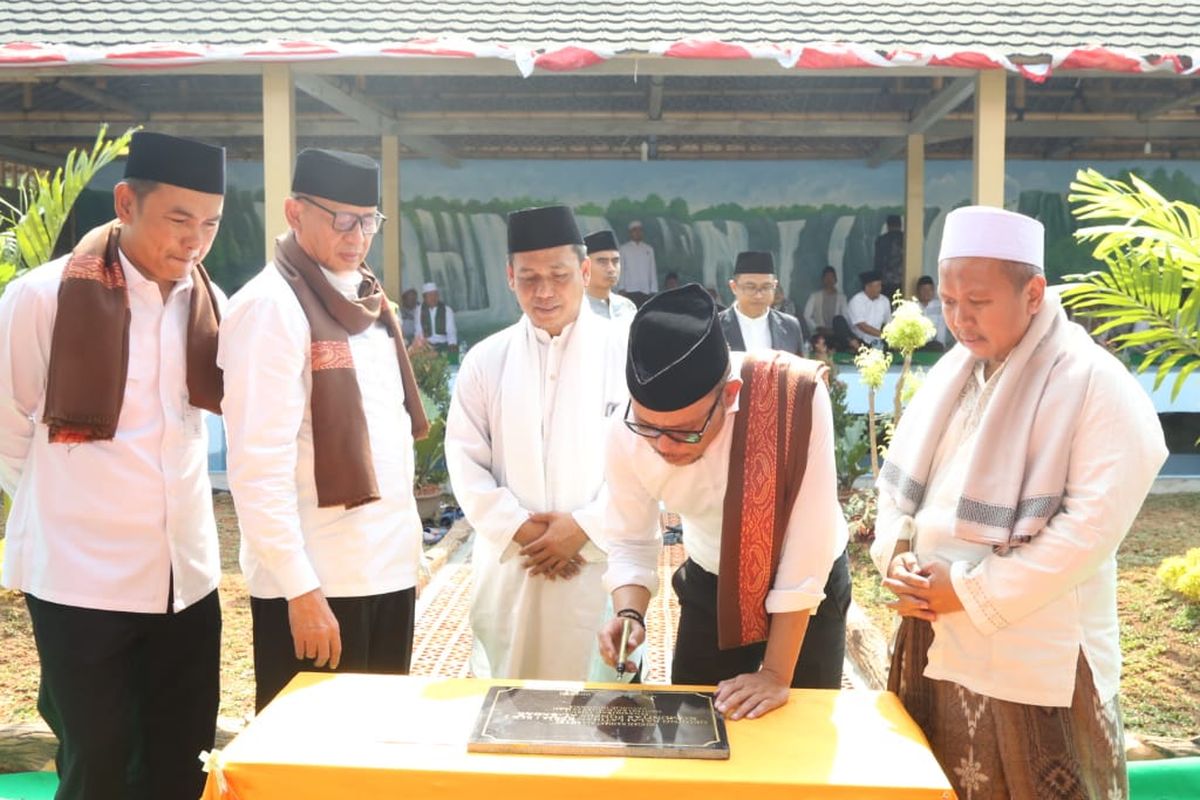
left=515, top=512, right=587, bottom=580
left=881, top=552, right=963, bottom=621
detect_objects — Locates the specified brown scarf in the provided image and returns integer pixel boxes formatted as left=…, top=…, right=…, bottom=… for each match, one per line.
left=42, top=221, right=223, bottom=444
left=273, top=231, right=429, bottom=510
left=717, top=352, right=824, bottom=649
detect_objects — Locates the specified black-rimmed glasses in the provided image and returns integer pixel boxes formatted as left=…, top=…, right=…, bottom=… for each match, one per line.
left=298, top=195, right=386, bottom=235
left=623, top=392, right=722, bottom=445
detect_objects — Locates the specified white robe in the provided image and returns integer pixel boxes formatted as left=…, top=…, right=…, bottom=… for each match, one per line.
left=445, top=303, right=628, bottom=680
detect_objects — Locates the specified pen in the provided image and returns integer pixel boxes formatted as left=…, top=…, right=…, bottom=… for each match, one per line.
left=616, top=617, right=631, bottom=678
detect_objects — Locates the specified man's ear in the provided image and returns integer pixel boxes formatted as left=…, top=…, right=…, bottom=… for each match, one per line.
left=723, top=375, right=742, bottom=406
left=113, top=182, right=137, bottom=224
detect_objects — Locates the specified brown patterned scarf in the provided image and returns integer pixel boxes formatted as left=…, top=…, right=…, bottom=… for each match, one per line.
left=42, top=221, right=223, bottom=444
left=273, top=230, right=429, bottom=510
left=717, top=352, right=824, bottom=649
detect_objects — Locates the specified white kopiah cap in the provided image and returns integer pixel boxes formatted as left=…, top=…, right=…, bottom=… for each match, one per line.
left=938, top=206, right=1044, bottom=271
left=421, top=282, right=439, bottom=293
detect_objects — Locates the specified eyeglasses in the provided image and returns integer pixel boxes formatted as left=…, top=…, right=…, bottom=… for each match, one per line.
left=734, top=281, right=777, bottom=295
left=298, top=196, right=386, bottom=235
left=623, top=392, right=722, bottom=444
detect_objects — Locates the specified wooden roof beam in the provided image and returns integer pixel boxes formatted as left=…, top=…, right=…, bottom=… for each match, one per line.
left=55, top=78, right=143, bottom=117
left=293, top=74, right=459, bottom=168
left=868, top=76, right=976, bottom=166
left=1138, top=90, right=1200, bottom=120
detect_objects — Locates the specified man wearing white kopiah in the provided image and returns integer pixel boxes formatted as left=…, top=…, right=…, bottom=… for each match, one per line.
left=446, top=205, right=628, bottom=680
left=220, top=148, right=429, bottom=711
left=872, top=206, right=1166, bottom=800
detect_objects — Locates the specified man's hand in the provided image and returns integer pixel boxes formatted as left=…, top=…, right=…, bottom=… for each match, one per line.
left=597, top=616, right=645, bottom=674
left=881, top=553, right=963, bottom=620
left=909, top=561, right=964, bottom=615
left=512, top=518, right=548, bottom=547
left=520, top=512, right=589, bottom=578
left=714, top=668, right=790, bottom=721
left=287, top=588, right=341, bottom=669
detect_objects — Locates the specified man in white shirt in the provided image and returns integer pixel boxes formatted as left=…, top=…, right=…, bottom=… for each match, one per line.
left=584, top=230, right=636, bottom=321
left=803, top=266, right=851, bottom=348
left=414, top=281, right=458, bottom=354
left=718, top=251, right=804, bottom=355
left=0, top=132, right=226, bottom=800
left=446, top=205, right=628, bottom=680
left=617, top=220, right=658, bottom=296
left=598, top=285, right=850, bottom=721
left=847, top=270, right=892, bottom=347
left=915, top=275, right=948, bottom=349
left=219, top=148, right=429, bottom=711
left=872, top=206, right=1166, bottom=799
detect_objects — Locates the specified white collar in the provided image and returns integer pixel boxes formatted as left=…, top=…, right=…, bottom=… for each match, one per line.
left=733, top=303, right=769, bottom=323
left=117, top=247, right=193, bottom=298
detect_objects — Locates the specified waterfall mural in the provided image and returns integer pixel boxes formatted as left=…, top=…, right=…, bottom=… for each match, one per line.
left=71, top=158, right=1200, bottom=342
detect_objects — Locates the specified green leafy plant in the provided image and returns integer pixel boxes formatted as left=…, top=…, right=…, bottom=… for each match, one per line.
left=843, top=487, right=878, bottom=541
left=408, top=346, right=452, bottom=494
left=0, top=126, right=136, bottom=297
left=1060, top=168, right=1200, bottom=401
left=853, top=346, right=892, bottom=478
left=830, top=376, right=871, bottom=492
left=881, top=294, right=937, bottom=426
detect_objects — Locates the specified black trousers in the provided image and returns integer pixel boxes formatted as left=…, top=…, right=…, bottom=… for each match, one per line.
left=670, top=550, right=851, bottom=689
left=250, top=587, right=416, bottom=712
left=25, top=590, right=221, bottom=800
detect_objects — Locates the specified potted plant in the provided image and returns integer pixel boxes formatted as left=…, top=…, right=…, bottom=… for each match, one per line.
left=408, top=344, right=453, bottom=522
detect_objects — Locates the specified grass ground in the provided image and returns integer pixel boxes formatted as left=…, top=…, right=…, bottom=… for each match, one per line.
left=3, top=493, right=1199, bottom=739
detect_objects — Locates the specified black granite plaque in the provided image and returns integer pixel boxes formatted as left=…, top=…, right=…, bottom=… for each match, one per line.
left=468, top=686, right=729, bottom=759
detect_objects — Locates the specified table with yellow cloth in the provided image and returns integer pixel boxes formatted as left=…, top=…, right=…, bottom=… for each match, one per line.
left=202, top=674, right=955, bottom=800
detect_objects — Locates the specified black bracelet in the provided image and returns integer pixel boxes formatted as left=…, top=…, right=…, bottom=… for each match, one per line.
left=615, top=608, right=645, bottom=627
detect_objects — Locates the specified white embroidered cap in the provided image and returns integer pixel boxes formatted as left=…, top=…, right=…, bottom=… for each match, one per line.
left=938, top=206, right=1044, bottom=271
left=421, top=282, right=438, bottom=293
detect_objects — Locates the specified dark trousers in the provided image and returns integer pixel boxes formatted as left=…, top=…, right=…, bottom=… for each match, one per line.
left=25, top=590, right=221, bottom=800
left=670, top=550, right=850, bottom=689
left=250, top=587, right=416, bottom=712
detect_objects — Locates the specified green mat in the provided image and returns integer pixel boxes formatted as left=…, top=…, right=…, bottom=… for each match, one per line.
left=1129, top=756, right=1200, bottom=800
left=0, top=771, right=57, bottom=800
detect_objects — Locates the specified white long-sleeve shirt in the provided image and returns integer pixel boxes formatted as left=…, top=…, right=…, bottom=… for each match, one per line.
left=0, top=251, right=220, bottom=613
left=218, top=264, right=422, bottom=600
left=847, top=292, right=892, bottom=345
left=603, top=357, right=848, bottom=614
left=871, top=354, right=1166, bottom=707
left=803, top=290, right=850, bottom=332
left=617, top=241, right=658, bottom=294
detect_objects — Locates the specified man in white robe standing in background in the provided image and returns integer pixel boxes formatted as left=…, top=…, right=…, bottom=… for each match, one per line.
left=446, top=204, right=628, bottom=680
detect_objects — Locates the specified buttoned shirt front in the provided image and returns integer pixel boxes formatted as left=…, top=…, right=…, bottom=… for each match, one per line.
left=0, top=250, right=220, bottom=613
left=847, top=292, right=892, bottom=345
left=617, top=241, right=658, bottom=294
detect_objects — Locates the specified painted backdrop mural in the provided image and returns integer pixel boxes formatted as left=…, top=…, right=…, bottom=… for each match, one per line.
left=78, top=158, right=1200, bottom=342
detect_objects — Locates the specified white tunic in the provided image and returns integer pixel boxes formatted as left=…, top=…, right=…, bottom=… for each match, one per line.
left=218, top=264, right=422, bottom=600
left=872, top=355, right=1166, bottom=706
left=414, top=303, right=457, bottom=347
left=603, top=355, right=848, bottom=615
left=847, top=291, right=892, bottom=345
left=445, top=303, right=627, bottom=680
left=0, top=251, right=220, bottom=613
left=617, top=241, right=658, bottom=294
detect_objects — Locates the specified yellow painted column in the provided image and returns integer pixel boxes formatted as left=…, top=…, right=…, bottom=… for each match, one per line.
left=381, top=135, right=402, bottom=298
left=904, top=133, right=925, bottom=296
left=262, top=64, right=295, bottom=258
left=973, top=70, right=1007, bottom=207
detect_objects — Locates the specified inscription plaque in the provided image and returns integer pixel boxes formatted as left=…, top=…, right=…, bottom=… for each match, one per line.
left=468, top=686, right=729, bottom=759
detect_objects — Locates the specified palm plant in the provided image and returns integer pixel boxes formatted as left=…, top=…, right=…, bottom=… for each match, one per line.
left=0, top=125, right=136, bottom=297
left=1060, top=168, right=1200, bottom=400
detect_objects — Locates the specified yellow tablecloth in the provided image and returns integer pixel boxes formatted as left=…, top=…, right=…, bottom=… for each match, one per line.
left=202, top=674, right=955, bottom=800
